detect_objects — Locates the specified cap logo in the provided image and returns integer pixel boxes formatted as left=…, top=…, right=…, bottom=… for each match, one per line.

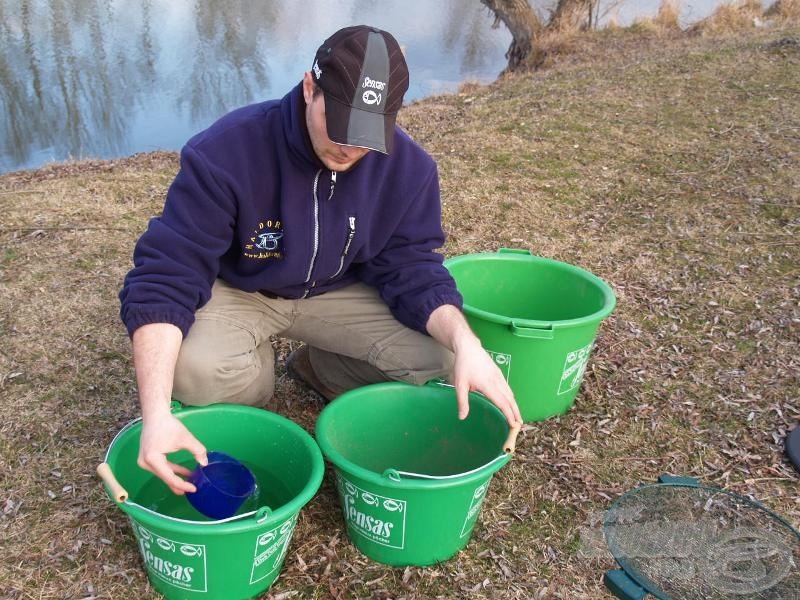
left=362, top=90, right=382, bottom=106
left=362, top=75, right=386, bottom=91
left=361, top=75, right=386, bottom=106
left=312, top=60, right=322, bottom=79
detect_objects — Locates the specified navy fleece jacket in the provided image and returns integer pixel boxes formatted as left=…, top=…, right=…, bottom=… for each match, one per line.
left=119, top=83, right=463, bottom=338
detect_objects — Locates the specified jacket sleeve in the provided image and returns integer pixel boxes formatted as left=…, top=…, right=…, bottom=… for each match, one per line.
left=119, top=143, right=236, bottom=337
left=356, top=164, right=463, bottom=334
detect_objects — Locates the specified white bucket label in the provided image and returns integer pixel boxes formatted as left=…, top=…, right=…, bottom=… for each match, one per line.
left=558, top=342, right=594, bottom=395
left=249, top=513, right=297, bottom=584
left=460, top=479, right=492, bottom=538
left=336, top=473, right=407, bottom=549
left=130, top=519, right=207, bottom=592
left=487, top=350, right=512, bottom=382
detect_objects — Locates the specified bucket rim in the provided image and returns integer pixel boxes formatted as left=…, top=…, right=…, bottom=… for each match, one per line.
left=315, top=382, right=512, bottom=491
left=444, top=250, right=617, bottom=330
left=102, top=404, right=325, bottom=532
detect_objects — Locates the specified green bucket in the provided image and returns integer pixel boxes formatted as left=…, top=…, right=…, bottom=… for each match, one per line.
left=315, top=382, right=516, bottom=567
left=444, top=248, right=616, bottom=423
left=98, top=404, right=324, bottom=600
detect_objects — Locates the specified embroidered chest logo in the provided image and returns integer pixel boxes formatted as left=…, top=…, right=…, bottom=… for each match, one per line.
left=244, top=219, right=283, bottom=260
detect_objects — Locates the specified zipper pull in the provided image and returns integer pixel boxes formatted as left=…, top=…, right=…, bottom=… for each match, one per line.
left=332, top=216, right=357, bottom=279
left=328, top=171, right=337, bottom=201
left=343, top=216, right=356, bottom=254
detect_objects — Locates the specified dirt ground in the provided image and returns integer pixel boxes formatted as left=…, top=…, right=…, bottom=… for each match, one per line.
left=1, top=23, right=798, bottom=600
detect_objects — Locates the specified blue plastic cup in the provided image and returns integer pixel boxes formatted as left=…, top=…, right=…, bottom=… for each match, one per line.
left=186, top=451, right=256, bottom=520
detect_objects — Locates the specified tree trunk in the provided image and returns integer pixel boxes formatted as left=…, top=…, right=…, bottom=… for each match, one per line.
left=482, top=0, right=598, bottom=71
left=480, top=0, right=541, bottom=72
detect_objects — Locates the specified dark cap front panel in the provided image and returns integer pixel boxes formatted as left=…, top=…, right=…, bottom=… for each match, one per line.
left=351, top=31, right=391, bottom=113
left=311, top=25, right=408, bottom=154
left=346, top=31, right=391, bottom=152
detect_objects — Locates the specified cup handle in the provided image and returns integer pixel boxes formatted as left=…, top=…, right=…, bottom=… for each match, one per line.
left=97, top=462, right=129, bottom=503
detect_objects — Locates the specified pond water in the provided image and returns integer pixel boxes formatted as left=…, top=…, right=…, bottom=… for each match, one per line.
left=0, top=0, right=771, bottom=174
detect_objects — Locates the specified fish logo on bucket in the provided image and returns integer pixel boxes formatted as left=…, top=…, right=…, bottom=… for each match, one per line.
left=460, top=481, right=491, bottom=538
left=133, top=523, right=207, bottom=592
left=487, top=350, right=512, bottom=382
left=558, top=342, right=593, bottom=395
left=180, top=544, right=203, bottom=558
left=249, top=514, right=298, bottom=585
left=336, top=474, right=407, bottom=549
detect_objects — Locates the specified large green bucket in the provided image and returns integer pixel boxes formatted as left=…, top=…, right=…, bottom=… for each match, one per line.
left=99, top=404, right=324, bottom=600
left=315, top=382, right=516, bottom=567
left=445, top=248, right=616, bottom=423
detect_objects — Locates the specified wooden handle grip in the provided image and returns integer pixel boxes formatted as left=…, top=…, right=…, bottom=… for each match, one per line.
left=503, top=422, right=522, bottom=454
left=97, top=462, right=129, bottom=503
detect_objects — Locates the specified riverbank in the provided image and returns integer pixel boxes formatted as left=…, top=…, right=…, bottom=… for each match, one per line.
left=2, top=25, right=798, bottom=599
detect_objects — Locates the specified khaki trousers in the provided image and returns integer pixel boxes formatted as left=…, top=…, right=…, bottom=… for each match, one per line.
left=172, top=279, right=453, bottom=406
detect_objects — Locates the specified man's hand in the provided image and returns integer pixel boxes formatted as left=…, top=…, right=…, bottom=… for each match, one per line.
left=132, top=322, right=208, bottom=494
left=426, top=304, right=522, bottom=426
left=138, top=413, right=207, bottom=495
left=450, top=335, right=520, bottom=425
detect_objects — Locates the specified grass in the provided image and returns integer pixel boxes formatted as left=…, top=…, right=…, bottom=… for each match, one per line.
left=1, top=22, right=799, bottom=600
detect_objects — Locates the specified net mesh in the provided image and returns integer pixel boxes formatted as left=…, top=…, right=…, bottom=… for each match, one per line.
left=604, top=484, right=800, bottom=599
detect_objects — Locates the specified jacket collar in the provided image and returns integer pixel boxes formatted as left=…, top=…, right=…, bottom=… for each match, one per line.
left=282, top=82, right=325, bottom=170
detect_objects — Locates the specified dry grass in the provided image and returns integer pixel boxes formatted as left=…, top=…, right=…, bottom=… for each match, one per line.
left=2, top=24, right=799, bottom=600
left=767, top=0, right=800, bottom=22
left=689, top=0, right=766, bottom=35
left=526, top=0, right=783, bottom=69
left=618, top=0, right=682, bottom=35
left=653, top=0, right=682, bottom=30
left=538, top=0, right=800, bottom=61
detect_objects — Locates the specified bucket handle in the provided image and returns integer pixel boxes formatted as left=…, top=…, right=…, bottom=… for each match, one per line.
left=510, top=320, right=554, bottom=340
left=498, top=248, right=532, bottom=256
left=504, top=421, right=522, bottom=454
left=382, top=452, right=510, bottom=482
left=381, top=422, right=519, bottom=482
left=96, top=461, right=273, bottom=525
left=97, top=462, right=129, bottom=503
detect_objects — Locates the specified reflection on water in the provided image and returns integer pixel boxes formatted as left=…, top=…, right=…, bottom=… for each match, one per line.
left=0, top=0, right=770, bottom=174
left=0, top=0, right=511, bottom=174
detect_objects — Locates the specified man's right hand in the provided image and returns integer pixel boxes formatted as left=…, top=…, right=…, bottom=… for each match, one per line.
left=132, top=322, right=206, bottom=495
left=138, top=413, right=208, bottom=495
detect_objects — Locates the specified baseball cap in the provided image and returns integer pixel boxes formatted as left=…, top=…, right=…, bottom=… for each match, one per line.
left=311, top=25, right=409, bottom=154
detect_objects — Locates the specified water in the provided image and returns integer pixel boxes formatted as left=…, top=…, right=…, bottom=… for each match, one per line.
left=136, top=460, right=295, bottom=522
left=0, top=0, right=511, bottom=174
left=0, top=0, right=772, bottom=175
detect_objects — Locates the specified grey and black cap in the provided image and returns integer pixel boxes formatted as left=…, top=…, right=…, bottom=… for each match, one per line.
left=311, top=25, right=409, bottom=154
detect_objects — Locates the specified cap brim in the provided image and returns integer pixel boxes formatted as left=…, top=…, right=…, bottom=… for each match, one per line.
left=324, top=93, right=395, bottom=154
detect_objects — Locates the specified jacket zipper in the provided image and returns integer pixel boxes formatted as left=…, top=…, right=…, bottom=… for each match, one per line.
left=332, top=216, right=356, bottom=278
left=328, top=171, right=337, bottom=200
left=302, top=169, right=323, bottom=297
